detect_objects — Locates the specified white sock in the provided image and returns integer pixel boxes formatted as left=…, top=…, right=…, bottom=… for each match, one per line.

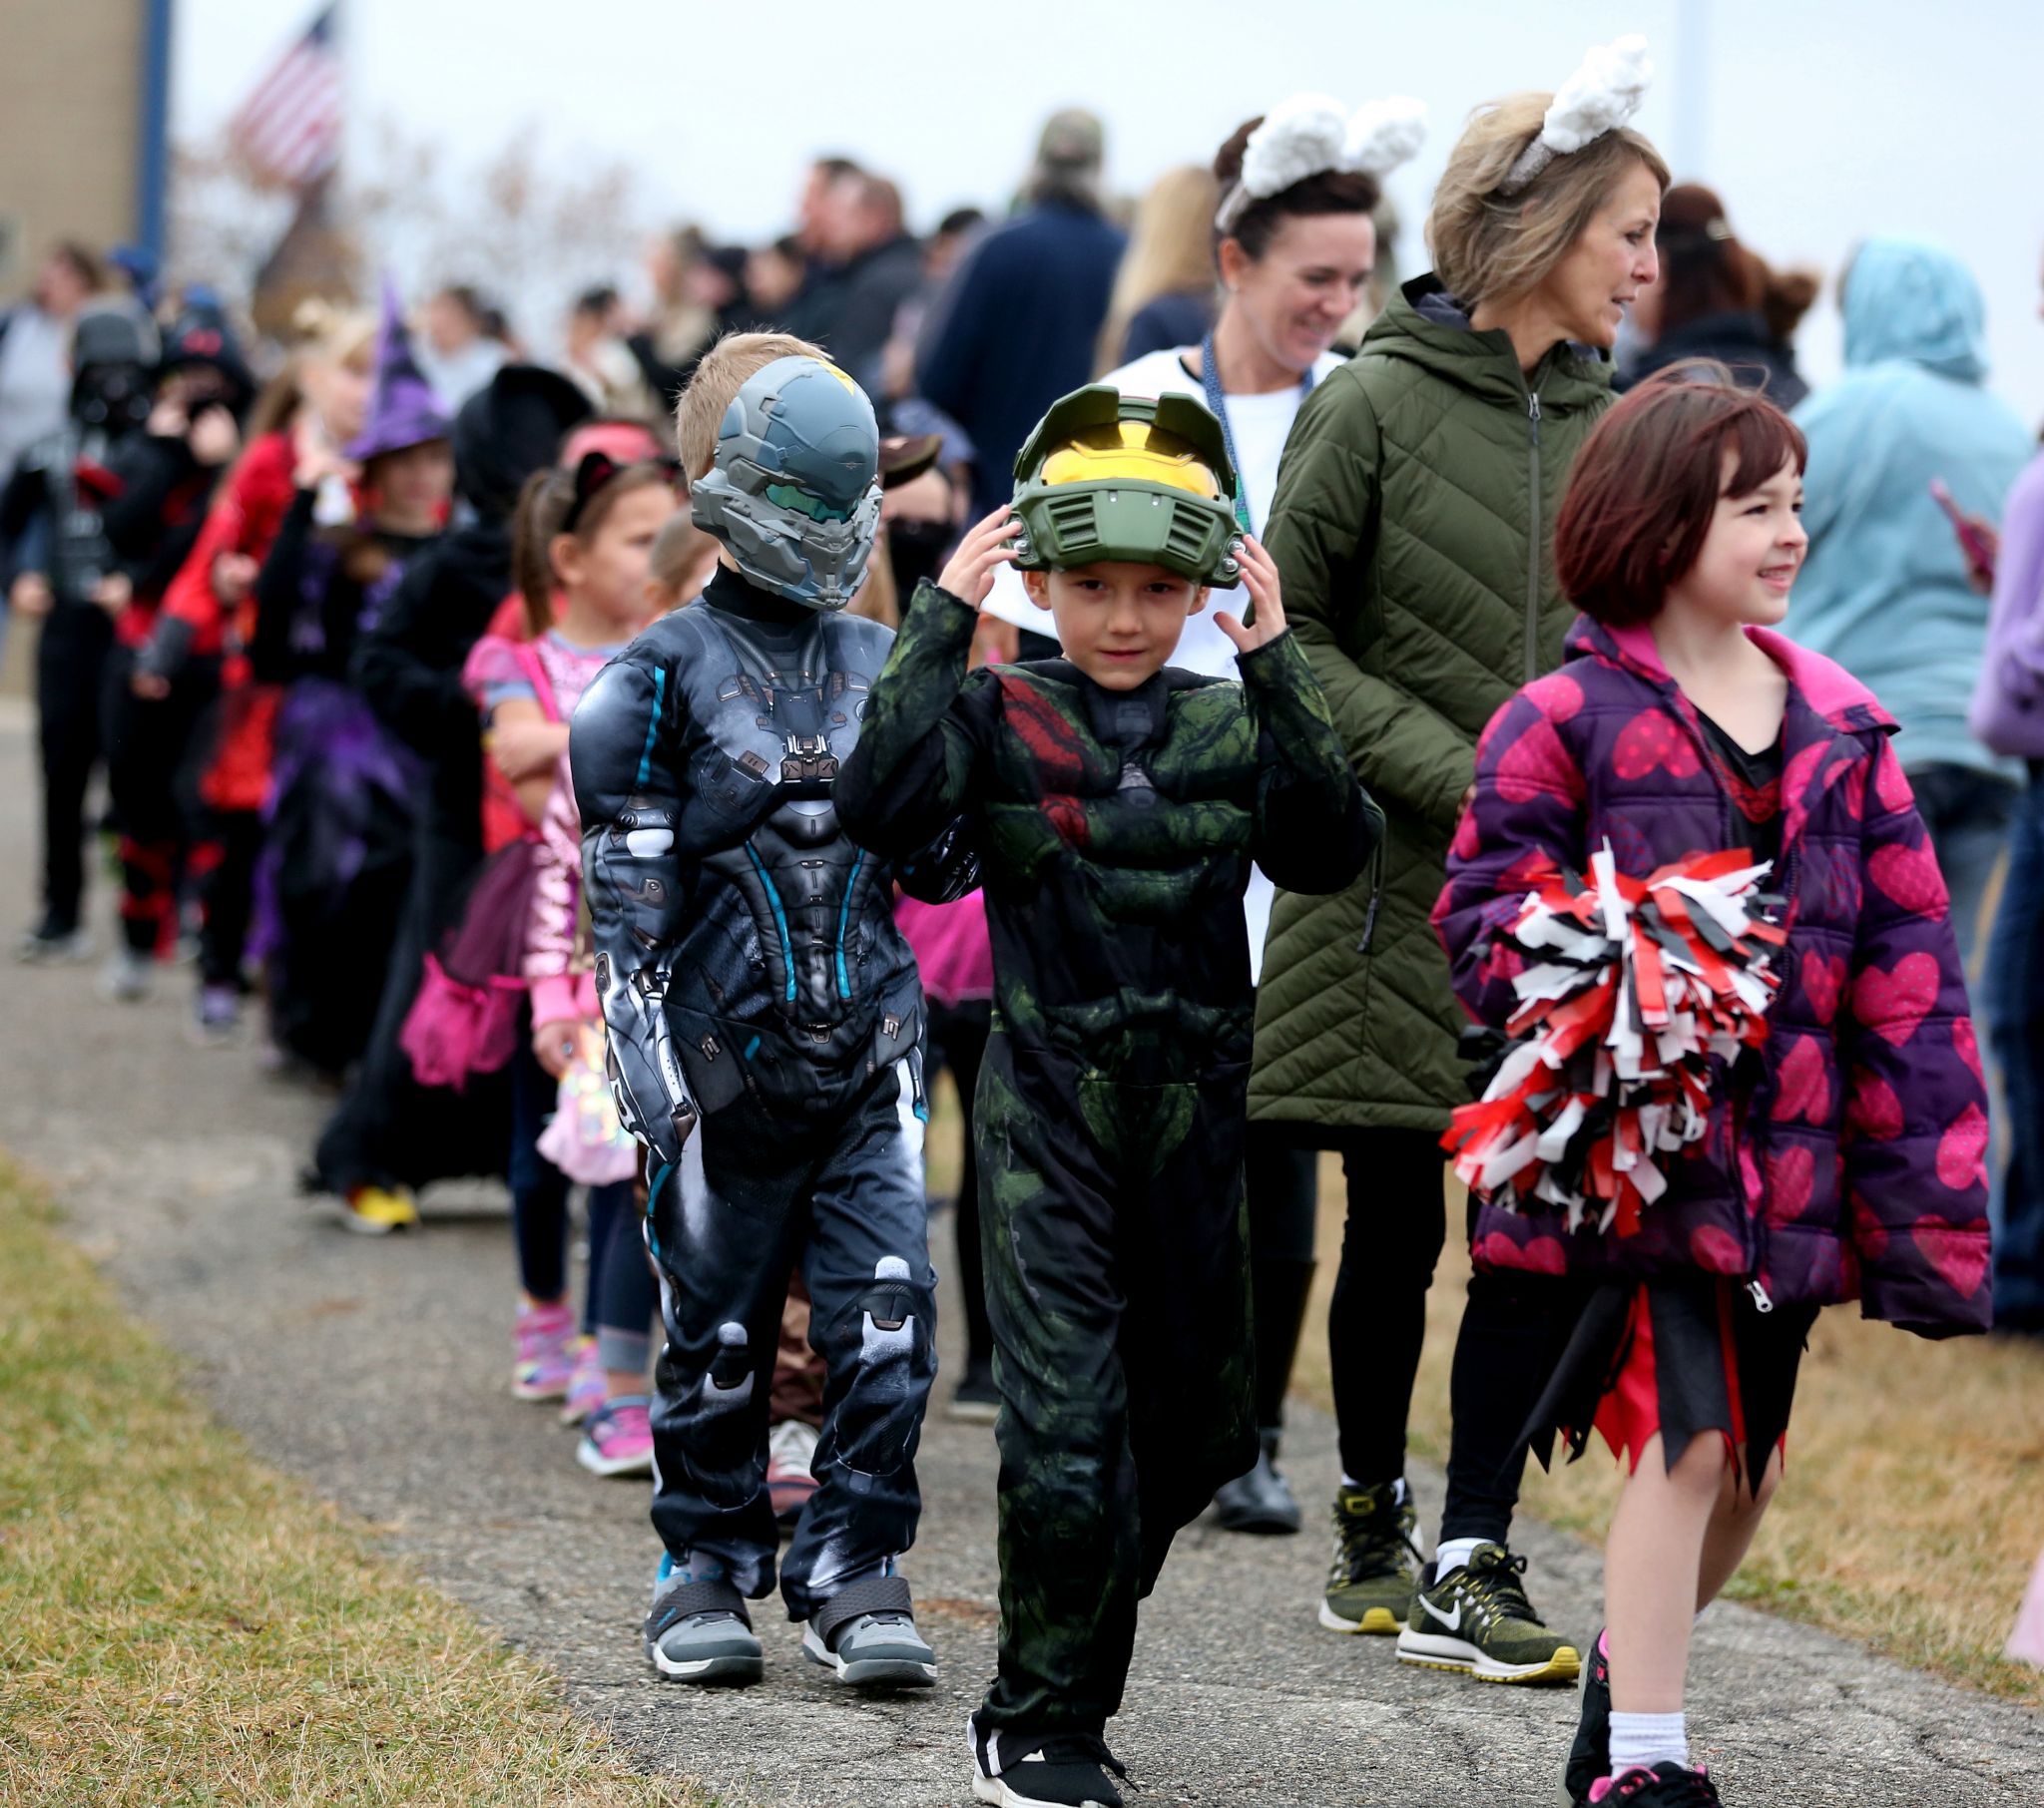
left=1433, top=1536, right=1483, bottom=1579
left=1338, top=1474, right=1408, bottom=1506
left=1608, top=1709, right=1688, bottom=1776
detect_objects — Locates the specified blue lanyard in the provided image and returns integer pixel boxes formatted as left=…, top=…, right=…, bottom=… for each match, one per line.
left=1198, top=329, right=1316, bottom=538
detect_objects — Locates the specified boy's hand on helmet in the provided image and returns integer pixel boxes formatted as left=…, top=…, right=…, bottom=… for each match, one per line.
left=936, top=505, right=1021, bottom=609
left=1213, top=536, right=1287, bottom=654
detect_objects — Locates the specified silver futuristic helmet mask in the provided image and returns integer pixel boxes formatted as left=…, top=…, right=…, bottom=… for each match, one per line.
left=689, top=355, right=883, bottom=612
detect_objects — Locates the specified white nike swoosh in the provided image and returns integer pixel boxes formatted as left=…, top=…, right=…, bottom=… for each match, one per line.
left=1420, top=1595, right=1462, bottom=1631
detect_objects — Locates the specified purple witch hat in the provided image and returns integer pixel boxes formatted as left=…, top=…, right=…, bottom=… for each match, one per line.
left=346, top=275, right=450, bottom=462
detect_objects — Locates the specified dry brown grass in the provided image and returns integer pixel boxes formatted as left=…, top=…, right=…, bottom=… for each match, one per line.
left=1287, top=1155, right=2044, bottom=1705
left=0, top=1163, right=712, bottom=1808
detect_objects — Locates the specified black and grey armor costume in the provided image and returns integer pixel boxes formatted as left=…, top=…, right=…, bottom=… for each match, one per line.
left=571, top=355, right=967, bottom=1637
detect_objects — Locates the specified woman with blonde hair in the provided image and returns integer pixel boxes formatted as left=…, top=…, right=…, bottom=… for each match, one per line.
left=1251, top=38, right=1668, bottom=1677
left=1093, top=163, right=1221, bottom=371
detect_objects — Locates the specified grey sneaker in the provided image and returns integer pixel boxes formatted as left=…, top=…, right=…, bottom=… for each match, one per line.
left=1212, top=1429, right=1302, bottom=1535
left=643, top=1562, right=763, bottom=1685
left=801, top=1573, right=935, bottom=1687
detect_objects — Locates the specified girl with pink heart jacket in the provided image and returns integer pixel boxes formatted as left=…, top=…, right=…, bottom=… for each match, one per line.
left=1430, top=368, right=1988, bottom=1807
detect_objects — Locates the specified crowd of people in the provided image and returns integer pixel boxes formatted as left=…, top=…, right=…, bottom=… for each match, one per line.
left=4, top=32, right=2043, bottom=1808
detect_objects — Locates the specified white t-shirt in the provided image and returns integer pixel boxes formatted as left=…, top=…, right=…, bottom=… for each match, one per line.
left=982, top=343, right=1342, bottom=981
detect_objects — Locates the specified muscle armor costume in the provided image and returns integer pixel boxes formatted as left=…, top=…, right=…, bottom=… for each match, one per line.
left=835, top=387, right=1380, bottom=1745
left=572, top=358, right=968, bottom=1658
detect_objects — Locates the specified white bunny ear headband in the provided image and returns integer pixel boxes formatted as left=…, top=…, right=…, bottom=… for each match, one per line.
left=1498, top=35, right=1654, bottom=196
left=1214, top=93, right=1428, bottom=235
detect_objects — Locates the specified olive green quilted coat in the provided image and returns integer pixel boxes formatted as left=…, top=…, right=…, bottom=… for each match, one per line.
left=1250, top=278, right=1613, bottom=1133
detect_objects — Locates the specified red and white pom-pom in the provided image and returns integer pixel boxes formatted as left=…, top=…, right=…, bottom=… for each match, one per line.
left=1441, top=844, right=1786, bottom=1235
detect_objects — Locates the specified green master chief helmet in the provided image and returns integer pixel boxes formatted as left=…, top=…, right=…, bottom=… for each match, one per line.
left=1009, top=385, right=1243, bottom=586
left=690, top=354, right=883, bottom=610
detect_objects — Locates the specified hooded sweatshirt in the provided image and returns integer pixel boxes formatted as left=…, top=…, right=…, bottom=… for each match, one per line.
left=1788, top=238, right=2032, bottom=779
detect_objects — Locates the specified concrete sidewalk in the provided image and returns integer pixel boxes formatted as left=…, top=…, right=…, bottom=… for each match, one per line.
left=2, top=709, right=2038, bottom=1806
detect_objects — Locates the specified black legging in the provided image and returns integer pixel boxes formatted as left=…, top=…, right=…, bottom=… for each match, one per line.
left=1328, top=1126, right=1560, bottom=1546
left=1244, top=1124, right=1318, bottom=1432
left=927, top=997, right=993, bottom=1370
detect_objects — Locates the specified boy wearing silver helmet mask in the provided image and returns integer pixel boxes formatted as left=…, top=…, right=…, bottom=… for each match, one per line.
left=571, top=333, right=974, bottom=1691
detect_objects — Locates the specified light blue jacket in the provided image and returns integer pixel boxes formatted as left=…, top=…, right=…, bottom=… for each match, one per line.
left=1788, top=237, right=2034, bottom=778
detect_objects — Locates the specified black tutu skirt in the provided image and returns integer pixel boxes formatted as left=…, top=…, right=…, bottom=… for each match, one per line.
left=1524, top=1273, right=1818, bottom=1488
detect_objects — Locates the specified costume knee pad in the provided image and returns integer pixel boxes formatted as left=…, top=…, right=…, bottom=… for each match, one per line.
left=830, top=1256, right=936, bottom=1496
left=674, top=1320, right=761, bottom=1510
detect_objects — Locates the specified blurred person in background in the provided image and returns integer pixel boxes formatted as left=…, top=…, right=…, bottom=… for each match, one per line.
left=628, top=227, right=752, bottom=410
left=780, top=154, right=865, bottom=347
left=0, top=242, right=104, bottom=498
left=1620, top=183, right=1815, bottom=407
left=744, top=235, right=809, bottom=323
left=246, top=284, right=452, bottom=1079
left=418, top=283, right=508, bottom=409
left=1252, top=44, right=1667, bottom=1679
left=1967, top=240, right=2044, bottom=1336
left=312, top=363, right=592, bottom=1233
left=1789, top=236, right=2034, bottom=973
left=4, top=297, right=158, bottom=962
left=816, top=170, right=924, bottom=388
left=564, top=284, right=655, bottom=417
left=1094, top=164, right=1220, bottom=371
left=136, top=300, right=376, bottom=1043
left=915, top=108, right=1125, bottom=523
left=96, top=295, right=256, bottom=1002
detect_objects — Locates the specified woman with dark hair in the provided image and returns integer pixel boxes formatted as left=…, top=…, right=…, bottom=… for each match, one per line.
left=1620, top=184, right=1816, bottom=406
left=1252, top=37, right=1667, bottom=1678
left=974, top=93, right=1425, bottom=1537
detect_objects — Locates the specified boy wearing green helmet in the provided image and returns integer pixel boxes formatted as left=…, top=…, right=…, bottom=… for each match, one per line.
left=836, top=385, right=1380, bottom=1808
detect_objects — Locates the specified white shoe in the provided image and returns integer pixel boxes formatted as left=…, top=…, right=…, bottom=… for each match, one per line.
left=99, top=947, right=154, bottom=1002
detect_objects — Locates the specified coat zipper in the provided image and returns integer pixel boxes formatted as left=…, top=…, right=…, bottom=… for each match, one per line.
left=1523, top=390, right=1543, bottom=683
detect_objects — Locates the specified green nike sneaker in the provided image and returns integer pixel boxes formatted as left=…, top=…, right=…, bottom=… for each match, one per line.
left=1317, top=1481, right=1421, bottom=1634
left=1394, top=1543, right=1580, bottom=1683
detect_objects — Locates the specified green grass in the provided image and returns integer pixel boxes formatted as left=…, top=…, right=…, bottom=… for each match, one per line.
left=1288, top=1156, right=2044, bottom=1707
left=0, top=1160, right=708, bottom=1807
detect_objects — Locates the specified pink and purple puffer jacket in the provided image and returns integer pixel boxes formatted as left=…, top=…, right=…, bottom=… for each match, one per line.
left=1432, top=617, right=1991, bottom=1338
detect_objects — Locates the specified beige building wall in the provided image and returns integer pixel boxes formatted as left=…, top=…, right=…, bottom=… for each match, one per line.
left=0, top=0, right=142, bottom=298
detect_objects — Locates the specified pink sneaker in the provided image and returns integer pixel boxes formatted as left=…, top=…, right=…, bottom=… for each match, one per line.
left=577, top=1395, right=655, bottom=1477
left=512, top=1301, right=578, bottom=1400
left=559, top=1337, right=604, bottom=1425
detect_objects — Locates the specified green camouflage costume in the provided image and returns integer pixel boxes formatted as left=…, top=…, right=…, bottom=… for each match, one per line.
left=835, top=578, right=1377, bottom=1735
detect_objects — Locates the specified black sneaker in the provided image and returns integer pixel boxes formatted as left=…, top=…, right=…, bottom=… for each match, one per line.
left=1394, top=1541, right=1579, bottom=1682
left=1212, top=1428, right=1302, bottom=1535
left=1587, top=1762, right=1722, bottom=1805
left=1563, top=1627, right=1612, bottom=1804
left=949, top=1355, right=1000, bottom=1424
left=970, top=1719, right=1127, bottom=1808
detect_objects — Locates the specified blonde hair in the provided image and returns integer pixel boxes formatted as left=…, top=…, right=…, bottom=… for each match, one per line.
left=289, top=296, right=376, bottom=371
left=648, top=506, right=718, bottom=609
left=1094, top=166, right=1221, bottom=375
left=673, top=329, right=829, bottom=478
left=1425, top=93, right=1669, bottom=312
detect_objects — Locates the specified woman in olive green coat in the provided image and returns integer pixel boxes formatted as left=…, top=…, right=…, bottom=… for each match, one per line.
left=1252, top=88, right=1668, bottom=1673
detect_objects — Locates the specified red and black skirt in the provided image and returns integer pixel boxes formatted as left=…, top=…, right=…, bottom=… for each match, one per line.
left=1526, top=1274, right=1818, bottom=1487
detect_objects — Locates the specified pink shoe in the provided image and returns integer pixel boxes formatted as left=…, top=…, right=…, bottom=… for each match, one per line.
left=1588, top=1763, right=1719, bottom=1804
left=512, top=1301, right=578, bottom=1400
left=559, top=1337, right=604, bottom=1425
left=577, top=1395, right=655, bottom=1477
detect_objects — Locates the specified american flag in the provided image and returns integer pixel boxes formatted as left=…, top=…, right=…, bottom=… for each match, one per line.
left=231, top=6, right=343, bottom=190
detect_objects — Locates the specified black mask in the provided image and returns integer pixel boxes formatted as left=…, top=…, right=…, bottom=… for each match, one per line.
left=887, top=517, right=951, bottom=598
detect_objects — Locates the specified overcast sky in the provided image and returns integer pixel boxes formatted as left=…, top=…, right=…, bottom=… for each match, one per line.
left=175, top=0, right=2044, bottom=422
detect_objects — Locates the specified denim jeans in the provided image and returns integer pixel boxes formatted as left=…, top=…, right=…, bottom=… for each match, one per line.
left=1983, top=771, right=2044, bottom=1329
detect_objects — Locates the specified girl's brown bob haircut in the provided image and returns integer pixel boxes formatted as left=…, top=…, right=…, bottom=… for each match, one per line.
left=1553, top=364, right=1806, bottom=627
